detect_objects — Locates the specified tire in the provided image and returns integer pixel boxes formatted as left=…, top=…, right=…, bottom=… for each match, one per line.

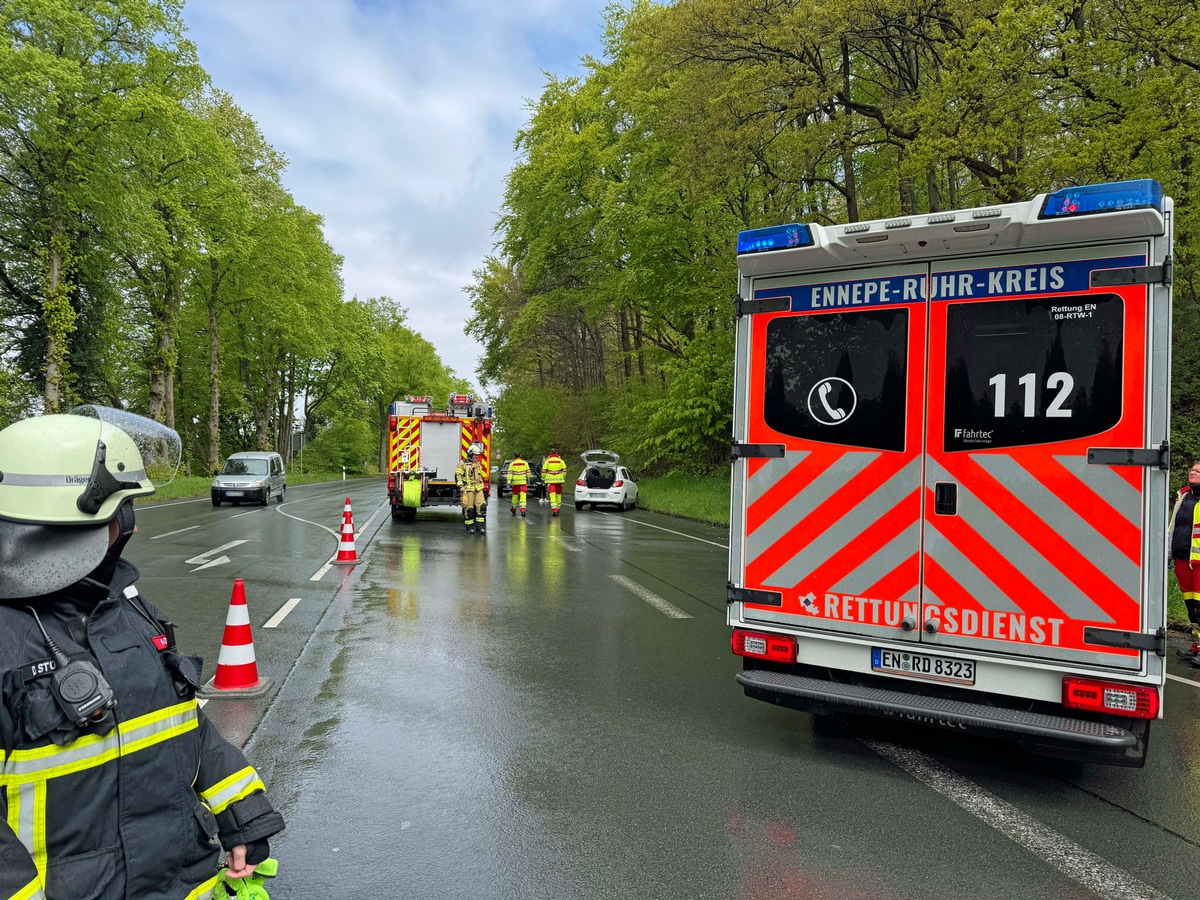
left=575, top=501, right=584, bottom=511
left=260, top=488, right=270, bottom=506
left=277, top=485, right=286, bottom=503
left=212, top=495, right=220, bottom=507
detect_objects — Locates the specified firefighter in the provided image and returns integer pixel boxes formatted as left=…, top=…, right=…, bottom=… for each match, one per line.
left=455, top=442, right=488, bottom=534
left=0, top=408, right=284, bottom=900
left=1171, top=460, right=1200, bottom=663
left=507, top=452, right=531, bottom=517
left=542, top=449, right=568, bottom=517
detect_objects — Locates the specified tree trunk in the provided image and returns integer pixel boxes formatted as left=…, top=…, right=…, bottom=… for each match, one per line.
left=840, top=38, right=860, bottom=222
left=206, top=261, right=221, bottom=473
left=42, top=213, right=75, bottom=412
left=619, top=307, right=632, bottom=382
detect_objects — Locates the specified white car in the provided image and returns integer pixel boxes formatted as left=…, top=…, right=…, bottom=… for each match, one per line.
left=573, top=450, right=638, bottom=511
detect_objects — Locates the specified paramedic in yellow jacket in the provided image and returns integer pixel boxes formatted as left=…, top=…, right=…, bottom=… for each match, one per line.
left=455, top=443, right=488, bottom=534
left=541, top=449, right=568, bottom=517
left=507, top=453, right=531, bottom=517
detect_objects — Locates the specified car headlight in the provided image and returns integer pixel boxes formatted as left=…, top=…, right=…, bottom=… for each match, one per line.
left=250, top=479, right=264, bottom=487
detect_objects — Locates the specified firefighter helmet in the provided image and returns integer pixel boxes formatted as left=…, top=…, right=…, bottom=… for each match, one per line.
left=467, top=442, right=484, bottom=459
left=0, top=406, right=181, bottom=599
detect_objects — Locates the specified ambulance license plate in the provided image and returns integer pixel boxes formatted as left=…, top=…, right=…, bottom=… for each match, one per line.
left=872, top=648, right=975, bottom=686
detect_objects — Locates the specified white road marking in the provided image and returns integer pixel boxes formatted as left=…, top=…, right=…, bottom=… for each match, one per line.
left=185, top=541, right=250, bottom=565
left=264, top=598, right=302, bottom=629
left=865, top=740, right=1173, bottom=900
left=185, top=540, right=249, bottom=572
left=551, top=536, right=581, bottom=552
left=149, top=525, right=202, bottom=540
left=1167, top=673, right=1200, bottom=688
left=230, top=509, right=260, bottom=518
left=609, top=574, right=692, bottom=619
left=309, top=562, right=334, bottom=582
left=189, top=555, right=230, bottom=573
left=593, top=510, right=729, bottom=549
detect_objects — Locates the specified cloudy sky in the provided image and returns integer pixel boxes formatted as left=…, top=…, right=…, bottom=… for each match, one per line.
left=180, top=1, right=614, bottom=391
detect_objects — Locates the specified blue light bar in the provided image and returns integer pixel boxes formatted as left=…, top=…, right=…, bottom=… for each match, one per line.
left=1040, top=179, right=1164, bottom=219
left=737, top=223, right=814, bottom=255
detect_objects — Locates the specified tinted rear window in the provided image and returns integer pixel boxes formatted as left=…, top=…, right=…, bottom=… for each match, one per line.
left=763, top=308, right=908, bottom=452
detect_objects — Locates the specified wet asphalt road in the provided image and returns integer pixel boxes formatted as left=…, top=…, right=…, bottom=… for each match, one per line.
left=124, top=480, right=1200, bottom=900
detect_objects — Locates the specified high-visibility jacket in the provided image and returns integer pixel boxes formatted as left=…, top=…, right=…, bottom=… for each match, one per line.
left=455, top=460, right=486, bottom=493
left=506, top=458, right=531, bottom=486
left=1170, top=484, right=1200, bottom=563
left=0, top=560, right=284, bottom=900
left=541, top=455, right=567, bottom=485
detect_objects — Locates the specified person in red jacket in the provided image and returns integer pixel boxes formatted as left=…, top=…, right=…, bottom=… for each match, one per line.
left=1170, top=460, right=1200, bottom=665
left=0, top=408, right=284, bottom=900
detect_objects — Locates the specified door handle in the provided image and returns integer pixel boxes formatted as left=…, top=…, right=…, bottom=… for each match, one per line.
left=934, top=482, right=958, bottom=516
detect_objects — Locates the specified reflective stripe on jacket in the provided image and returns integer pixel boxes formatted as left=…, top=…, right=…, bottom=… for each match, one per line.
left=541, top=456, right=567, bottom=485
left=507, top=459, right=531, bottom=486
left=0, top=560, right=284, bottom=900
left=1170, top=486, right=1200, bottom=563
left=455, top=461, right=486, bottom=492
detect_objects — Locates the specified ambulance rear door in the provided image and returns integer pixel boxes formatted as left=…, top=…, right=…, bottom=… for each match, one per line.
left=921, top=242, right=1169, bottom=671
left=734, top=262, right=928, bottom=643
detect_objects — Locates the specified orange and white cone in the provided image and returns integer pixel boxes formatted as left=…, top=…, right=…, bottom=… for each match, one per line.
left=200, top=578, right=270, bottom=697
left=334, top=503, right=359, bottom=565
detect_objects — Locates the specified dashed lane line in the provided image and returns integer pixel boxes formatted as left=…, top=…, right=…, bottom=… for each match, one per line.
left=264, top=598, right=302, bottom=629
left=149, top=525, right=202, bottom=540
left=592, top=509, right=728, bottom=549
left=866, top=740, right=1172, bottom=900
left=609, top=574, right=692, bottom=619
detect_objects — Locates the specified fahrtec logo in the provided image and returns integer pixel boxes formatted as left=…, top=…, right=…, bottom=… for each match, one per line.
left=954, top=428, right=993, bottom=440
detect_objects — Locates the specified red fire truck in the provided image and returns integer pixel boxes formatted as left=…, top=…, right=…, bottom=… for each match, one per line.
left=729, top=180, right=1173, bottom=766
left=386, top=394, right=492, bottom=522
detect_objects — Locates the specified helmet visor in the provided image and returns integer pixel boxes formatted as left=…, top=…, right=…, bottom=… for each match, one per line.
left=70, top=405, right=181, bottom=488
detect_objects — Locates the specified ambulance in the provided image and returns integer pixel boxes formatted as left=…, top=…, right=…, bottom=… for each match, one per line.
left=386, top=394, right=492, bottom=522
left=729, top=180, right=1173, bottom=766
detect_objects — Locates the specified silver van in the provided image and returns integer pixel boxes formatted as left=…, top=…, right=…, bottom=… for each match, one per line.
left=211, top=451, right=286, bottom=506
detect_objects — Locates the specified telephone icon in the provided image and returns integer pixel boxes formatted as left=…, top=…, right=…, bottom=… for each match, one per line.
left=807, top=377, right=857, bottom=425
left=818, top=382, right=846, bottom=420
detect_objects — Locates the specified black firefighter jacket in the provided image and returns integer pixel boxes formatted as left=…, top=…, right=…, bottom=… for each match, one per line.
left=0, top=560, right=284, bottom=900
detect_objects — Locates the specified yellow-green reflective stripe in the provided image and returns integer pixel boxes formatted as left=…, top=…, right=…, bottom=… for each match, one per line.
left=0, top=702, right=198, bottom=783
left=6, top=782, right=46, bottom=887
left=200, top=767, right=264, bottom=815
left=183, top=874, right=218, bottom=899
left=12, top=875, right=44, bottom=900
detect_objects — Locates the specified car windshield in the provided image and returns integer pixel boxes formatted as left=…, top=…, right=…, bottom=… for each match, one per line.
left=222, top=459, right=268, bottom=476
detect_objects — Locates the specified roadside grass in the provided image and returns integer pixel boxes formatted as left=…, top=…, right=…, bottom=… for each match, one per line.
left=137, top=472, right=378, bottom=503
left=635, top=470, right=1192, bottom=629
left=636, top=471, right=731, bottom=525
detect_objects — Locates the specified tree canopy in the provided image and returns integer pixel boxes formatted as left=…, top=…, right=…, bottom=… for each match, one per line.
left=0, top=0, right=459, bottom=473
left=471, top=0, right=1200, bottom=479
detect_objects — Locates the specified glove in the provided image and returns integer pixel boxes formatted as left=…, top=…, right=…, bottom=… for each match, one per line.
left=215, top=857, right=279, bottom=900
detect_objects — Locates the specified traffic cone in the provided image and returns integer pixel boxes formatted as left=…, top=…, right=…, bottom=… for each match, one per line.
left=334, top=504, right=359, bottom=565
left=199, top=579, right=270, bottom=698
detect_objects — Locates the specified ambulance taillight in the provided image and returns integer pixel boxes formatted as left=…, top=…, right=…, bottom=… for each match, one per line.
left=1062, top=677, right=1159, bottom=719
left=732, top=629, right=797, bottom=664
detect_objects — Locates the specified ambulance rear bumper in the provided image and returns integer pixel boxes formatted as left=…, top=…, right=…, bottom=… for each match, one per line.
left=738, top=669, right=1146, bottom=761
